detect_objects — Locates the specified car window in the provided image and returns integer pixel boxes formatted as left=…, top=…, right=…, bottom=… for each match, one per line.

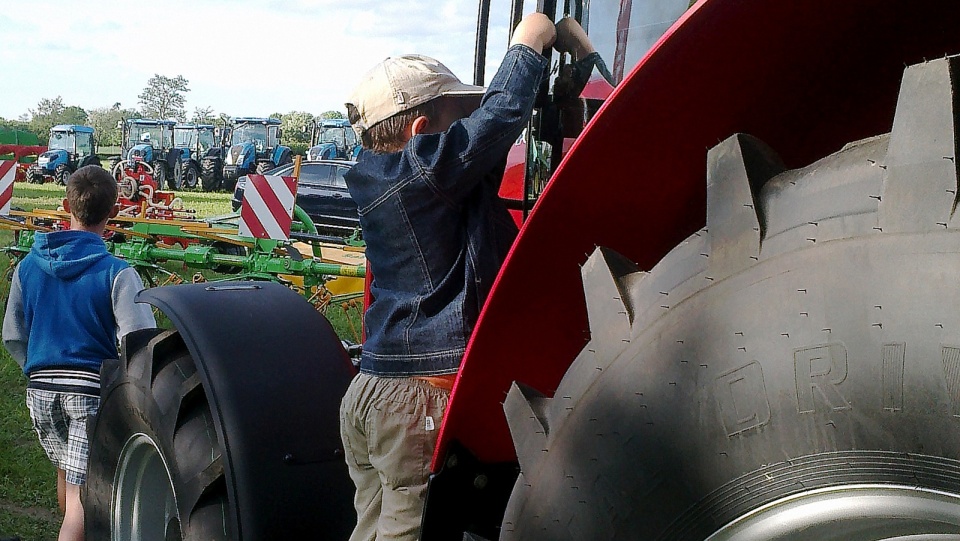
left=300, top=164, right=334, bottom=186
left=333, top=167, right=350, bottom=189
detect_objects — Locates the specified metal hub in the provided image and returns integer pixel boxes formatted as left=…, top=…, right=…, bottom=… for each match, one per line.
left=706, top=484, right=960, bottom=541
left=112, top=433, right=179, bottom=541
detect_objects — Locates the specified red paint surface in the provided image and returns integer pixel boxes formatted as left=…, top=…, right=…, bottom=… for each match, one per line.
left=436, top=0, right=960, bottom=467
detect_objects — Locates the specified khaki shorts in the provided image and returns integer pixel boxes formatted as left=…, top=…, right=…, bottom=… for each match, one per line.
left=339, top=372, right=450, bottom=541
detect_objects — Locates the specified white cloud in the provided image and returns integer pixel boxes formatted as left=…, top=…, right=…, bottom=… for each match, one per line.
left=0, top=0, right=519, bottom=121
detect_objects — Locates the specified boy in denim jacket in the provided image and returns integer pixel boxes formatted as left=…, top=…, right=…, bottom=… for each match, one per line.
left=339, top=13, right=595, bottom=541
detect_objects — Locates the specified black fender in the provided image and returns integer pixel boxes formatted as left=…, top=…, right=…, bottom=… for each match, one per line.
left=136, top=281, right=357, bottom=538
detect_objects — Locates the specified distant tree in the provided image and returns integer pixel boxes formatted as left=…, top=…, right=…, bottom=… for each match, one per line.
left=27, top=97, right=89, bottom=139
left=89, top=106, right=138, bottom=148
left=62, top=106, right=89, bottom=125
left=320, top=110, right=345, bottom=120
left=0, top=118, right=32, bottom=133
left=191, top=106, right=217, bottom=124
left=138, top=74, right=190, bottom=121
left=280, top=111, right=314, bottom=146
left=269, top=112, right=283, bottom=120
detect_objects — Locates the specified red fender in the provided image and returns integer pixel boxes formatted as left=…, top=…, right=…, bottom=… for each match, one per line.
left=437, top=0, right=960, bottom=466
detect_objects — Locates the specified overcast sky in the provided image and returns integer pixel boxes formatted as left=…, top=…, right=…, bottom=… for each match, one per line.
left=0, top=0, right=530, bottom=121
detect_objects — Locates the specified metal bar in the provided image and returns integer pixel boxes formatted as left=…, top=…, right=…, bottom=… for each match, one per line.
left=509, top=0, right=524, bottom=43
left=474, top=0, right=492, bottom=86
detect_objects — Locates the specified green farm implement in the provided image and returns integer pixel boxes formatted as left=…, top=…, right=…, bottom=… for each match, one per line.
left=0, top=201, right=366, bottom=337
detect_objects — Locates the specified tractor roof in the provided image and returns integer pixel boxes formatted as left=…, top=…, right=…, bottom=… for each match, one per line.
left=175, top=123, right=216, bottom=129
left=319, top=118, right=351, bottom=128
left=127, top=119, right=177, bottom=127
left=51, top=124, right=94, bottom=133
left=233, top=117, right=281, bottom=125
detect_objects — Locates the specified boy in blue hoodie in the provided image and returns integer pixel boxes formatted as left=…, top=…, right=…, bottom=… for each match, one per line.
left=2, top=165, right=156, bottom=541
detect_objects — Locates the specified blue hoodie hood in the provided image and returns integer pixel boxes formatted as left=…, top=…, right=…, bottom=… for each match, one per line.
left=31, top=230, right=111, bottom=280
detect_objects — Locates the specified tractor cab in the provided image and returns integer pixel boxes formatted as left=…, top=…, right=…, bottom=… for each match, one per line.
left=27, top=125, right=99, bottom=185
left=221, top=117, right=292, bottom=191
left=174, top=123, right=217, bottom=158
left=117, top=119, right=185, bottom=190
left=174, top=123, right=220, bottom=190
left=306, top=118, right=360, bottom=161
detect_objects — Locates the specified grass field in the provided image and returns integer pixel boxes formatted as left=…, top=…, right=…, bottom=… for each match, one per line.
left=0, top=182, right=362, bottom=539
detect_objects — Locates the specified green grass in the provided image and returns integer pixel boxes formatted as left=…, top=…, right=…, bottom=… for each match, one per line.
left=0, top=180, right=363, bottom=539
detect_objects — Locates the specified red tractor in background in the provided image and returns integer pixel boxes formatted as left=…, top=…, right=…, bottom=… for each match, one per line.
left=84, top=0, right=960, bottom=539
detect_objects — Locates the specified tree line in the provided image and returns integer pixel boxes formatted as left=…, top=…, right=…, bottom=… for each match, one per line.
left=0, top=73, right=345, bottom=151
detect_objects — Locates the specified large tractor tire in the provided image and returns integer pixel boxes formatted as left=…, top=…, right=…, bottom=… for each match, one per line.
left=26, top=165, right=44, bottom=184
left=500, top=57, right=960, bottom=540
left=78, top=155, right=101, bottom=169
left=85, top=282, right=357, bottom=540
left=182, top=162, right=200, bottom=190
left=85, top=328, right=230, bottom=540
left=255, top=160, right=274, bottom=175
left=53, top=164, right=71, bottom=185
left=200, top=158, right=220, bottom=192
left=168, top=159, right=183, bottom=191
left=152, top=160, right=167, bottom=188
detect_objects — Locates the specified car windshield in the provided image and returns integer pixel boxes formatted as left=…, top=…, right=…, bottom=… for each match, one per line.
left=48, top=131, right=76, bottom=152
left=128, top=125, right=166, bottom=148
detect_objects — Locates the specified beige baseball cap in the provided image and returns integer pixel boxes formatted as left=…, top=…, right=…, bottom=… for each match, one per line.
left=346, top=54, right=485, bottom=136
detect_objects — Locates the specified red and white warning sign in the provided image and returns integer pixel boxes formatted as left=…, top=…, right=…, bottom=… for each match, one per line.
left=0, top=161, right=16, bottom=216
left=238, top=174, right=299, bottom=240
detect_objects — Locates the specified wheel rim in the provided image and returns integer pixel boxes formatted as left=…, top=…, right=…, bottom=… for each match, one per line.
left=185, top=166, right=197, bottom=188
left=706, top=484, right=960, bottom=541
left=113, top=433, right=180, bottom=541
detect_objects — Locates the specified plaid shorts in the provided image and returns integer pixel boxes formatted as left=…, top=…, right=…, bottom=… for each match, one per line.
left=25, top=389, right=100, bottom=485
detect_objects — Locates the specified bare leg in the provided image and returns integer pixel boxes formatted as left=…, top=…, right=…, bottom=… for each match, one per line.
left=56, top=469, right=66, bottom=514
left=58, top=482, right=83, bottom=541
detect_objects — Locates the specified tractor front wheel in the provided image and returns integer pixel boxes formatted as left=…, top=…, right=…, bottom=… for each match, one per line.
left=152, top=161, right=167, bottom=188
left=85, top=329, right=230, bottom=540
left=168, top=159, right=183, bottom=191
left=26, top=166, right=44, bottom=184
left=200, top=158, right=220, bottom=192
left=53, top=164, right=71, bottom=185
left=255, top=161, right=274, bottom=175
left=182, top=163, right=199, bottom=190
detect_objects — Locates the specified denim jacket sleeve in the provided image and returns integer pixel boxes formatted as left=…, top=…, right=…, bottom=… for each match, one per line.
left=405, top=44, right=548, bottom=203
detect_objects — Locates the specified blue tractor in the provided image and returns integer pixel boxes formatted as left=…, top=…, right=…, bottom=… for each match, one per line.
left=174, top=123, right=224, bottom=190
left=110, top=119, right=186, bottom=190
left=221, top=117, right=292, bottom=191
left=27, top=125, right=101, bottom=185
left=306, top=118, right=361, bottom=161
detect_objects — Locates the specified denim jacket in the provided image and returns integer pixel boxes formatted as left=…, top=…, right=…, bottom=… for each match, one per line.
left=345, top=44, right=548, bottom=376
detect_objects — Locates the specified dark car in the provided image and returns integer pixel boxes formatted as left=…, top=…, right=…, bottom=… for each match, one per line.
left=232, top=160, right=359, bottom=235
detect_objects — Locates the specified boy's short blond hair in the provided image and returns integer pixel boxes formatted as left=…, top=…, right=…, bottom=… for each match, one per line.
left=66, top=166, right=118, bottom=226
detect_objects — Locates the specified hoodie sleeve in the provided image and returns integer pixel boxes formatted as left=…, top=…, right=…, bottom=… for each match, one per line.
left=3, top=267, right=28, bottom=369
left=112, top=267, right=157, bottom=339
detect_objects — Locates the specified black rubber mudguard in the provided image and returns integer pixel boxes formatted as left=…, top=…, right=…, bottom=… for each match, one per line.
left=137, top=281, right=357, bottom=539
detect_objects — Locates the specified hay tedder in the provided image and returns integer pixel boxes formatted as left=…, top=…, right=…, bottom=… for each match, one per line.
left=1, top=155, right=366, bottom=335
left=70, top=0, right=960, bottom=539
